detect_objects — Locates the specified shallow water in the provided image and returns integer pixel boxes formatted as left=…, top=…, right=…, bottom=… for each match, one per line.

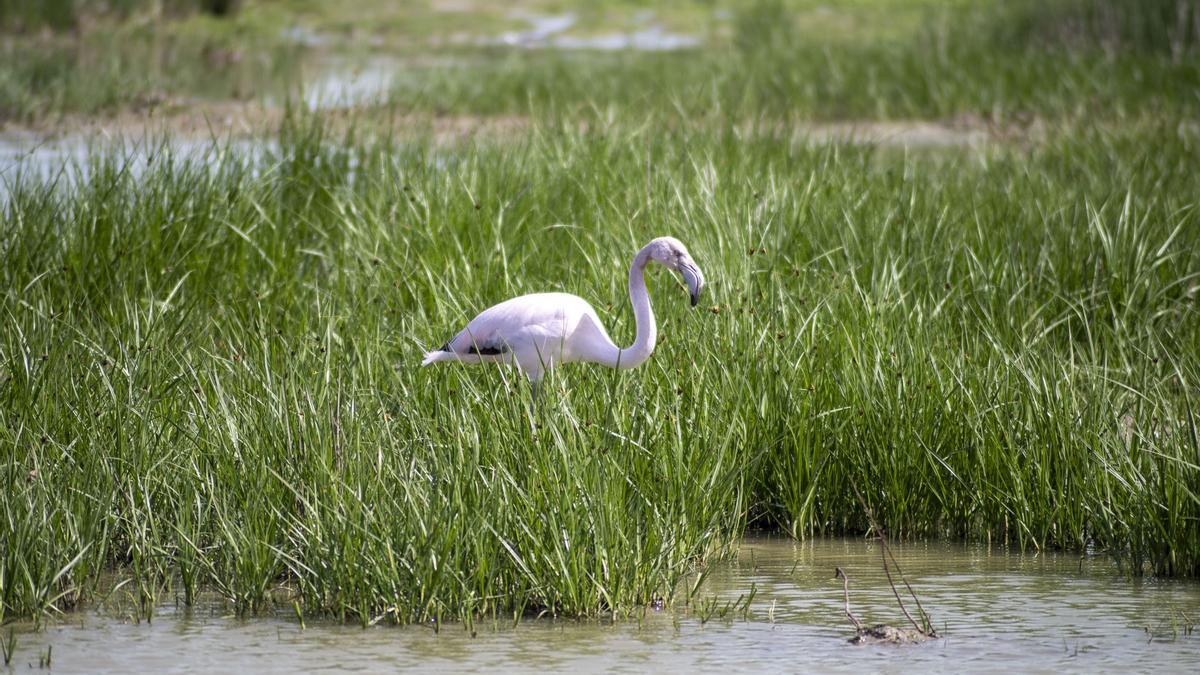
left=302, top=57, right=399, bottom=110
left=0, top=133, right=273, bottom=197
left=4, top=537, right=1198, bottom=673
left=495, top=12, right=699, bottom=51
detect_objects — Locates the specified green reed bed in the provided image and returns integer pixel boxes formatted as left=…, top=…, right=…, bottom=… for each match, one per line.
left=1, top=116, right=1198, bottom=623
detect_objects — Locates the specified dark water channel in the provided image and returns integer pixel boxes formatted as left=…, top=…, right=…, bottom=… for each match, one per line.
left=4, top=537, right=1199, bottom=673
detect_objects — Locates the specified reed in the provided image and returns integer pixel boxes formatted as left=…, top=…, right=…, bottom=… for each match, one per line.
left=1, top=111, right=1197, bottom=622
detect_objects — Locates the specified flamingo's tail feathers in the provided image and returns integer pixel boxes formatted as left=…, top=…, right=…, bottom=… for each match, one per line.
left=422, top=345, right=456, bottom=366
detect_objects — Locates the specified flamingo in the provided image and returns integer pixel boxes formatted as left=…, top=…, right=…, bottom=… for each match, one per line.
left=421, top=236, right=705, bottom=393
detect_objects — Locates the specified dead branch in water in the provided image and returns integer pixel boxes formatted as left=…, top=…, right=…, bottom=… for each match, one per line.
left=834, top=567, right=865, bottom=632
left=832, top=566, right=931, bottom=645
left=850, top=485, right=938, bottom=639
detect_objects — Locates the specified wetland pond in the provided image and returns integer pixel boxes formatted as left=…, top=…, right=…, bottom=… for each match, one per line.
left=5, top=537, right=1199, bottom=673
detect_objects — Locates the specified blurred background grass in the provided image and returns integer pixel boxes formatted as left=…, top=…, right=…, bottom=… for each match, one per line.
left=1, top=1, right=1197, bottom=123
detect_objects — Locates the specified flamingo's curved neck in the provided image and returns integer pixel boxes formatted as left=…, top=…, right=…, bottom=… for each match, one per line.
left=615, top=247, right=656, bottom=370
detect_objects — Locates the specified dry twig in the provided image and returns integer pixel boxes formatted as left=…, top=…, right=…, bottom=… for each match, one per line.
left=844, top=485, right=938, bottom=639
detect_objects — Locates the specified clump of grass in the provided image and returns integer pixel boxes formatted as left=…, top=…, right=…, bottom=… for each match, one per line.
left=1, top=110, right=1198, bottom=624
left=0, top=0, right=239, bottom=32
left=989, top=0, right=1200, bottom=58
left=0, top=23, right=299, bottom=122
left=755, top=125, right=1200, bottom=578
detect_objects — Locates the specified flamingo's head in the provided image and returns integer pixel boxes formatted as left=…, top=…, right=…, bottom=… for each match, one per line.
left=644, top=236, right=705, bottom=307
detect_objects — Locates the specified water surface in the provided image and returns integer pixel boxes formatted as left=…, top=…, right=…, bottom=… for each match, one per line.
left=495, top=12, right=699, bottom=51
left=5, top=537, right=1198, bottom=673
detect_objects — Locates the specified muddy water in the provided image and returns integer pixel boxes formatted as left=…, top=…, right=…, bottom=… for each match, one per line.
left=4, top=537, right=1199, bottom=673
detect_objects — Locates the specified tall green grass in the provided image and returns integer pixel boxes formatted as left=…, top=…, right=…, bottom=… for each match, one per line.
left=1, top=114, right=1197, bottom=622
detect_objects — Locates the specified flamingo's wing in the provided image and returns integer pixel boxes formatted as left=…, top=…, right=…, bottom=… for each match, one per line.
left=423, top=293, right=601, bottom=371
left=441, top=301, right=524, bottom=355
left=421, top=302, right=514, bottom=366
left=431, top=294, right=572, bottom=356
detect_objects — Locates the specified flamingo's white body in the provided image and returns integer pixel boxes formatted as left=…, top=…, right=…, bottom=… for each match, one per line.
left=421, top=237, right=705, bottom=386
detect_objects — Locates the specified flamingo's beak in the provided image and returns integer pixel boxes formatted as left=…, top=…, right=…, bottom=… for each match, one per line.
left=680, top=261, right=704, bottom=307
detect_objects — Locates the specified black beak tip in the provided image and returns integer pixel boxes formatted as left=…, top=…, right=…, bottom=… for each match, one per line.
left=690, top=293, right=699, bottom=307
